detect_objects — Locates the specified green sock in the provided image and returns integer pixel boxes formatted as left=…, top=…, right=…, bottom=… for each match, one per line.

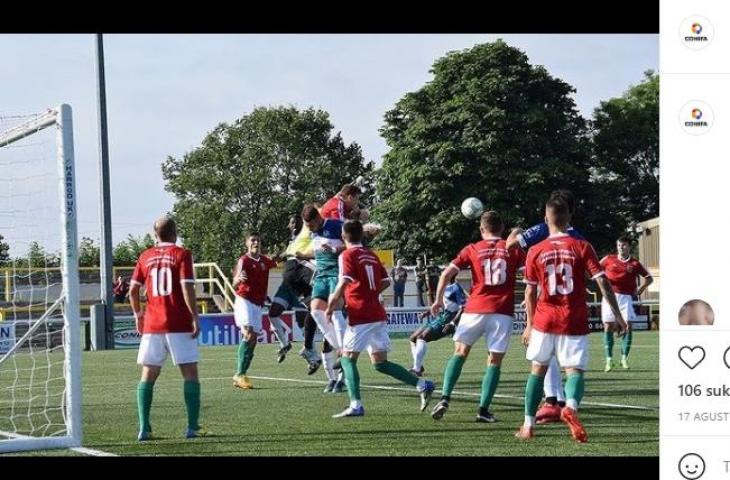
left=621, top=330, right=633, bottom=358
left=373, top=361, right=418, bottom=387
left=237, top=342, right=254, bottom=375
left=183, top=380, right=201, bottom=430
left=604, top=330, right=614, bottom=360
left=340, top=357, right=361, bottom=401
left=442, top=355, right=466, bottom=398
left=524, top=374, right=544, bottom=417
left=136, top=382, right=154, bottom=433
left=479, top=365, right=501, bottom=410
left=564, top=372, right=585, bottom=405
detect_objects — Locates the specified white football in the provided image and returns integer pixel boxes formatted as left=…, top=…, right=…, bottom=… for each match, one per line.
left=460, top=197, right=483, bottom=219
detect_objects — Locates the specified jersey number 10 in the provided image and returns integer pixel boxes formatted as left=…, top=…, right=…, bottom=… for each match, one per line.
left=150, top=267, right=173, bottom=297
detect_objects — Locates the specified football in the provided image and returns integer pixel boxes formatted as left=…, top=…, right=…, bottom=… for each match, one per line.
left=460, top=197, right=484, bottom=219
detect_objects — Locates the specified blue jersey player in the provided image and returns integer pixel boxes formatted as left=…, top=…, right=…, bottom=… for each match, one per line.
left=408, top=280, right=467, bottom=376
left=301, top=204, right=348, bottom=392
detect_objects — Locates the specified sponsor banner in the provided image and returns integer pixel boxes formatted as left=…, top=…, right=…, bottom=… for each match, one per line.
left=386, top=304, right=651, bottom=335
left=114, top=312, right=307, bottom=348
left=198, top=313, right=297, bottom=347
left=114, top=318, right=141, bottom=349
left=0, top=323, right=15, bottom=354
left=113, top=303, right=651, bottom=348
left=386, top=307, right=428, bottom=332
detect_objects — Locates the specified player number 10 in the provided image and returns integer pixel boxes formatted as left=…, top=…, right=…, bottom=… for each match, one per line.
left=150, top=266, right=173, bottom=297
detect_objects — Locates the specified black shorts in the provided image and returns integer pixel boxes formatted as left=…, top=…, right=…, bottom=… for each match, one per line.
left=282, top=259, right=314, bottom=298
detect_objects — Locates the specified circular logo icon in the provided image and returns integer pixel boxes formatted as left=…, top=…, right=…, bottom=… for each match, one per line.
left=680, top=101, right=714, bottom=136
left=678, top=453, right=706, bottom=480
left=680, top=16, right=714, bottom=50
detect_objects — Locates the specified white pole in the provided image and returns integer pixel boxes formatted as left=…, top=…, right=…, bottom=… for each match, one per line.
left=57, top=104, right=82, bottom=447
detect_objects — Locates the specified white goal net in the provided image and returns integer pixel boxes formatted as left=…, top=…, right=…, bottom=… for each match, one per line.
left=0, top=105, right=81, bottom=452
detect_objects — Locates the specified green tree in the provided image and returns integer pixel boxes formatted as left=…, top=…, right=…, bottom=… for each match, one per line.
left=0, top=234, right=9, bottom=267
left=16, top=241, right=59, bottom=268
left=373, top=40, right=591, bottom=261
left=78, top=237, right=100, bottom=267
left=588, top=71, right=659, bottom=250
left=163, top=106, right=374, bottom=271
left=113, top=234, right=155, bottom=266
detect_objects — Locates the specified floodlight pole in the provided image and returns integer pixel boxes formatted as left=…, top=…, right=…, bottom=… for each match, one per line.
left=95, top=33, right=115, bottom=349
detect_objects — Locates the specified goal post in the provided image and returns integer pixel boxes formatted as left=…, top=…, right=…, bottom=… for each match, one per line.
left=0, top=104, right=82, bottom=452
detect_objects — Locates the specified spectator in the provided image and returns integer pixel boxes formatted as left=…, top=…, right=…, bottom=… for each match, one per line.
left=391, top=259, right=408, bottom=307
left=112, top=275, right=129, bottom=303
left=414, top=258, right=427, bottom=307
left=426, top=260, right=441, bottom=305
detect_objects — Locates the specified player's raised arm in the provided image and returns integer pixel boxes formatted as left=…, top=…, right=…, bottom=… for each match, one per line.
left=505, top=227, right=524, bottom=250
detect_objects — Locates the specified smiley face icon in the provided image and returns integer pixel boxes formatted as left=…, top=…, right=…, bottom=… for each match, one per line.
left=679, top=453, right=705, bottom=480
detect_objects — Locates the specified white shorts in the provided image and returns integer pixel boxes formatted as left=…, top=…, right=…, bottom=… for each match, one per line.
left=453, top=313, right=513, bottom=353
left=526, top=329, right=588, bottom=371
left=342, top=321, right=391, bottom=355
left=137, top=332, right=199, bottom=367
left=601, top=294, right=636, bottom=323
left=234, top=296, right=263, bottom=332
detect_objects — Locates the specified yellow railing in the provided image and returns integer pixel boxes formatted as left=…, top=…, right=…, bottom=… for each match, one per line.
left=193, top=263, right=236, bottom=311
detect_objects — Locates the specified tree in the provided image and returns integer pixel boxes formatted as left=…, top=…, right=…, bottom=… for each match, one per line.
left=78, top=237, right=100, bottom=267
left=14, top=241, right=59, bottom=269
left=113, top=234, right=155, bottom=266
left=373, top=40, right=592, bottom=262
left=163, top=106, right=374, bottom=271
left=0, top=234, right=9, bottom=267
left=588, top=71, right=659, bottom=250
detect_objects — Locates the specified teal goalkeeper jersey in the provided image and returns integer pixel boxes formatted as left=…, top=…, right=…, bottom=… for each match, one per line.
left=312, top=219, right=344, bottom=278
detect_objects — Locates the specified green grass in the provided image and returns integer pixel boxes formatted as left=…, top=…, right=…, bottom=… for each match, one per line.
left=3, top=331, right=658, bottom=456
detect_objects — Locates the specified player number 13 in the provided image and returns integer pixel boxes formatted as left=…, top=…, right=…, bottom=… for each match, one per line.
left=546, top=263, right=573, bottom=295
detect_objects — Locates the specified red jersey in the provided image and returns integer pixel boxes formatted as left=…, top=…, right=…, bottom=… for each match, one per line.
left=235, top=254, right=277, bottom=307
left=524, top=234, right=604, bottom=335
left=339, top=245, right=389, bottom=325
left=450, top=238, right=525, bottom=315
left=321, top=195, right=352, bottom=221
left=131, top=243, right=196, bottom=333
left=600, top=255, right=650, bottom=295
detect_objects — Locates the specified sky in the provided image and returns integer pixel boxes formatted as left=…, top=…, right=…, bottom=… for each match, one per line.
left=0, top=34, right=657, bottom=252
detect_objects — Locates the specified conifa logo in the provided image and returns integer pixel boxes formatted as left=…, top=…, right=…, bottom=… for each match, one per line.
left=680, top=101, right=713, bottom=135
left=680, top=16, right=713, bottom=50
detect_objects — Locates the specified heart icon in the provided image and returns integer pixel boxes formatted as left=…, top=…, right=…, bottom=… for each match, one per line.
left=678, top=346, right=706, bottom=370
